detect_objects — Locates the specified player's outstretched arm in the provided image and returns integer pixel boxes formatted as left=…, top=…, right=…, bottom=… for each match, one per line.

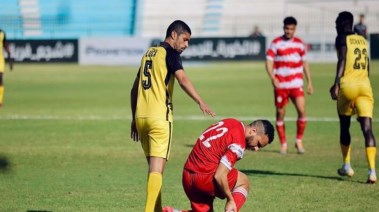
left=175, top=69, right=215, bottom=117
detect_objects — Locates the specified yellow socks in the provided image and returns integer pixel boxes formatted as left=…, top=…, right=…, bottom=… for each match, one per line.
left=366, top=147, right=376, bottom=170
left=0, top=86, right=4, bottom=106
left=340, top=144, right=351, bottom=164
left=145, top=172, right=162, bottom=212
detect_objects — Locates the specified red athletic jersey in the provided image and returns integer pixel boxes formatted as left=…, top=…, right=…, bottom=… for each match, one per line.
left=184, top=118, right=246, bottom=174
left=266, top=36, right=307, bottom=89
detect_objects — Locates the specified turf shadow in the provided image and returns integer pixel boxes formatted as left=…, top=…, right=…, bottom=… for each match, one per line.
left=240, top=169, right=366, bottom=184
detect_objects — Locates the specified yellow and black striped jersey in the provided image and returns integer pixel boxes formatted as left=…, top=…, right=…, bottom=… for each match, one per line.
left=135, top=42, right=183, bottom=122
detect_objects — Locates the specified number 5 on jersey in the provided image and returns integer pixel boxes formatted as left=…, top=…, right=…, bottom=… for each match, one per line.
left=142, top=60, right=152, bottom=89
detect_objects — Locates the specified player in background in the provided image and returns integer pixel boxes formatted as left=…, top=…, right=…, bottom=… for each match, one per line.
left=265, top=16, right=313, bottom=154
left=353, top=14, right=367, bottom=39
left=330, top=11, right=376, bottom=184
left=164, top=118, right=275, bottom=212
left=0, top=28, right=13, bottom=107
left=130, top=20, right=215, bottom=212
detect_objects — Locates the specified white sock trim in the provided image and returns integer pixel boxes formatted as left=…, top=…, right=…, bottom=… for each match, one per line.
left=232, top=187, right=248, bottom=198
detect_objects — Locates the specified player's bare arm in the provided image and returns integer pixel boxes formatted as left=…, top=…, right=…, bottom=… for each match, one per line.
left=303, top=61, right=313, bottom=95
left=130, top=76, right=139, bottom=141
left=175, top=69, right=216, bottom=117
left=214, top=163, right=237, bottom=212
left=4, top=42, right=13, bottom=71
left=265, top=60, right=279, bottom=88
left=330, top=46, right=347, bottom=100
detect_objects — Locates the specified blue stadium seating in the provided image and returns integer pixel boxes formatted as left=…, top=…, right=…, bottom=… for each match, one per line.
left=0, top=0, right=23, bottom=38
left=1, top=0, right=137, bottom=39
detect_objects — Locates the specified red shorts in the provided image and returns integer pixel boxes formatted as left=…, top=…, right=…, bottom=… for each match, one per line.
left=182, top=168, right=238, bottom=212
left=274, top=87, right=304, bottom=108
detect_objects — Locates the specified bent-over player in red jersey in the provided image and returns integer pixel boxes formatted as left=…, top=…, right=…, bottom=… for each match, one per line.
left=164, top=118, right=274, bottom=212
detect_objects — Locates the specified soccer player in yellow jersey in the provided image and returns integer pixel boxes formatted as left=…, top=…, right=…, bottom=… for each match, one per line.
left=130, top=20, right=216, bottom=212
left=0, top=28, right=13, bottom=107
left=330, top=11, right=376, bottom=184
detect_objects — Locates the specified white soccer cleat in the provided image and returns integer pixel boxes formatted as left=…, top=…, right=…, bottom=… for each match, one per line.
left=337, top=166, right=354, bottom=177
left=295, top=142, right=305, bottom=154
left=280, top=144, right=288, bottom=154
left=367, top=171, right=377, bottom=184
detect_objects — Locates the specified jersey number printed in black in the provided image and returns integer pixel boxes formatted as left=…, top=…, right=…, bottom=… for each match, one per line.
left=142, top=60, right=152, bottom=89
left=353, top=48, right=368, bottom=70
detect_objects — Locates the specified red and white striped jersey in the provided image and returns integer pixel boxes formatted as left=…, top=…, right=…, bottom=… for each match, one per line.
left=266, top=36, right=307, bottom=89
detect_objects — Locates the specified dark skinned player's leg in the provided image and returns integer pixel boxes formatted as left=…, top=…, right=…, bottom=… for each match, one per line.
left=358, top=117, right=376, bottom=147
left=358, top=117, right=377, bottom=183
left=337, top=115, right=355, bottom=177
left=339, top=115, right=351, bottom=146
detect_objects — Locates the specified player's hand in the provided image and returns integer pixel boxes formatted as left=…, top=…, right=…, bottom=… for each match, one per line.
left=130, top=119, right=139, bottom=142
left=329, top=84, right=339, bottom=100
left=225, top=199, right=237, bottom=212
left=307, top=83, right=313, bottom=95
left=271, top=78, right=280, bottom=88
left=199, top=101, right=216, bottom=117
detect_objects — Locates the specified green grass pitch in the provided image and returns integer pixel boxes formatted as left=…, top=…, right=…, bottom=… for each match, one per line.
left=0, top=61, right=378, bottom=211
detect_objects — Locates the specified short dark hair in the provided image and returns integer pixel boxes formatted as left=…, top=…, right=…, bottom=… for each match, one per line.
left=165, top=20, right=192, bottom=39
left=283, top=16, right=297, bottom=26
left=251, top=120, right=275, bottom=144
left=336, top=11, right=353, bottom=28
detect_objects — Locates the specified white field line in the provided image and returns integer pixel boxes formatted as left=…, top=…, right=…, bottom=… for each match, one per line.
left=0, top=114, right=379, bottom=122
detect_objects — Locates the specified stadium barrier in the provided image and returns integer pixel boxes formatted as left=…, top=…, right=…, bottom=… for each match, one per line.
left=7, top=36, right=376, bottom=64
left=8, top=39, right=78, bottom=63
left=179, top=37, right=266, bottom=61
left=7, top=37, right=266, bottom=65
left=79, top=37, right=151, bottom=65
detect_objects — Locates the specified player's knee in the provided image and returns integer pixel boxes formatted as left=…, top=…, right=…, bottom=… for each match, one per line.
left=360, top=123, right=372, bottom=135
left=236, top=172, right=250, bottom=191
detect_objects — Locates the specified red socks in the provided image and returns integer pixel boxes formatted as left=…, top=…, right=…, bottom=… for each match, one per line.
left=276, top=120, right=286, bottom=144
left=296, top=118, right=307, bottom=141
left=232, top=187, right=247, bottom=211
